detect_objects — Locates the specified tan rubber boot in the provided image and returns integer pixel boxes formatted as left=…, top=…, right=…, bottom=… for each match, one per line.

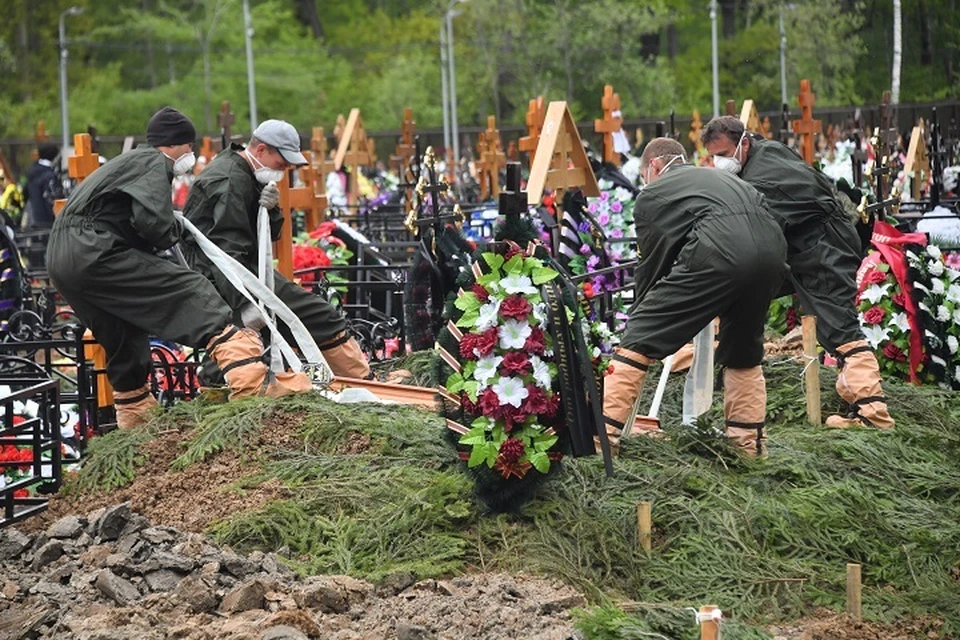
left=825, top=340, right=895, bottom=430
left=601, top=348, right=655, bottom=454
left=114, top=384, right=159, bottom=429
left=206, top=326, right=270, bottom=400
left=723, top=366, right=768, bottom=458
left=320, top=331, right=371, bottom=379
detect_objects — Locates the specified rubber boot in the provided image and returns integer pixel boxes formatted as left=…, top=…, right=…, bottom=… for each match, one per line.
left=723, top=366, right=767, bottom=458
left=825, top=340, right=895, bottom=430
left=320, top=331, right=371, bottom=380
left=114, top=384, right=158, bottom=429
left=600, top=348, right=654, bottom=454
left=206, top=326, right=271, bottom=400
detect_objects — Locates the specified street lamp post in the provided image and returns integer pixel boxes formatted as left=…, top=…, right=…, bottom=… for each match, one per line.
left=59, top=6, right=84, bottom=157
left=242, top=0, right=258, bottom=132
left=779, top=4, right=788, bottom=107
left=439, top=21, right=451, bottom=156
left=709, top=0, right=719, bottom=117
left=445, top=0, right=469, bottom=167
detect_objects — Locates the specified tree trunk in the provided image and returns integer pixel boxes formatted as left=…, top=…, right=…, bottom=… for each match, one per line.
left=143, top=0, right=157, bottom=88
left=891, top=0, right=902, bottom=104
left=721, top=0, right=736, bottom=39
left=918, top=0, right=932, bottom=66
left=294, top=0, right=325, bottom=40
left=18, top=0, right=31, bottom=101
left=203, top=44, right=212, bottom=130
left=667, top=23, right=678, bottom=60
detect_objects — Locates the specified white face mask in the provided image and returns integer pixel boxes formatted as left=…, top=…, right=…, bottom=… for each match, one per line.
left=246, top=150, right=285, bottom=185
left=164, top=151, right=196, bottom=176
left=641, top=154, right=685, bottom=187
left=713, top=133, right=746, bottom=175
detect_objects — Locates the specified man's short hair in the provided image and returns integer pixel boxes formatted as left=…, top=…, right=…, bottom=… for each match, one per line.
left=640, top=137, right=686, bottom=169
left=701, top=116, right=746, bottom=146
left=38, top=143, right=59, bottom=161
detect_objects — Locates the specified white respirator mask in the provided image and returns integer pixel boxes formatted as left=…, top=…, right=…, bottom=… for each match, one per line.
left=713, top=133, right=746, bottom=175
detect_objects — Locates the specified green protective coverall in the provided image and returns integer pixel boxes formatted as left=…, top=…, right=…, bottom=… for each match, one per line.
left=739, top=136, right=863, bottom=350
left=180, top=148, right=347, bottom=346
left=46, top=145, right=233, bottom=392
left=622, top=164, right=787, bottom=368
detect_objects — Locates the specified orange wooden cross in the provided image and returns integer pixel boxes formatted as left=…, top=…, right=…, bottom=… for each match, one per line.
left=35, top=121, right=48, bottom=142
left=195, top=136, right=216, bottom=174
left=594, top=85, right=624, bottom=166
left=275, top=157, right=326, bottom=280
left=53, top=133, right=101, bottom=215
left=725, top=100, right=737, bottom=116
left=792, top=79, right=822, bottom=165
left=519, top=97, right=546, bottom=167
left=390, top=108, right=417, bottom=176
left=739, top=99, right=761, bottom=132
left=309, top=126, right=336, bottom=227
left=527, top=101, right=600, bottom=206
left=689, top=109, right=704, bottom=154
left=477, top=116, right=506, bottom=200
left=334, top=109, right=374, bottom=207
left=903, top=118, right=931, bottom=200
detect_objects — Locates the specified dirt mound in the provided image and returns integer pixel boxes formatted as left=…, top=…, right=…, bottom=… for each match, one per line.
left=0, top=504, right=584, bottom=640
left=770, top=610, right=948, bottom=640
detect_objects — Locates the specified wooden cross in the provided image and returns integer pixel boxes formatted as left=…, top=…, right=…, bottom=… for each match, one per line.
left=519, top=97, right=546, bottom=168
left=333, top=113, right=347, bottom=147
left=477, top=116, right=506, bottom=200
left=272, top=150, right=326, bottom=278
left=506, top=139, right=518, bottom=162
left=217, top=101, right=235, bottom=149
left=739, top=100, right=761, bottom=132
left=195, top=136, right=216, bottom=174
left=309, top=126, right=336, bottom=227
left=35, top=121, right=48, bottom=142
left=527, top=101, right=600, bottom=206
left=903, top=119, right=931, bottom=200
left=791, top=79, right=822, bottom=166
left=334, top=108, right=375, bottom=207
left=594, top=85, right=624, bottom=166
left=53, top=133, right=101, bottom=215
left=689, top=110, right=704, bottom=155
left=389, top=108, right=416, bottom=176
left=878, top=90, right=899, bottom=159
left=725, top=100, right=737, bottom=116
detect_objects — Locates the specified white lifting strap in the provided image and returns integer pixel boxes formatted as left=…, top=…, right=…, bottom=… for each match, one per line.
left=176, top=212, right=333, bottom=384
left=256, top=202, right=282, bottom=374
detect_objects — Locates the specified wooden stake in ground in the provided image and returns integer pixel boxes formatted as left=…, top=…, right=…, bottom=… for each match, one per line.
left=802, top=315, right=821, bottom=425
left=594, top=85, right=624, bottom=166
left=526, top=101, right=600, bottom=206
left=699, top=605, right=721, bottom=640
left=636, top=501, right=652, bottom=552
left=792, top=80, right=822, bottom=166
left=725, top=100, right=737, bottom=117
left=846, top=563, right=862, bottom=621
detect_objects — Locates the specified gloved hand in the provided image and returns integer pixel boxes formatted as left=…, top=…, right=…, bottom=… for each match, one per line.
left=259, top=181, right=280, bottom=210
left=240, top=303, right=266, bottom=331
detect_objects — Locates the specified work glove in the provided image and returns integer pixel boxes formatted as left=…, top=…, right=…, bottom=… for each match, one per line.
left=259, top=181, right=280, bottom=210
left=239, top=303, right=267, bottom=331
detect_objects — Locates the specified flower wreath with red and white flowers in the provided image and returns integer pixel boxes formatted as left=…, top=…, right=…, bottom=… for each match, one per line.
left=440, top=244, right=564, bottom=480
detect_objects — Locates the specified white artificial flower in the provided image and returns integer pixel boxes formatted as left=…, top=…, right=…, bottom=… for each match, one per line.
left=888, top=311, right=911, bottom=333
left=955, top=366, right=960, bottom=383
left=474, top=355, right=503, bottom=389
left=937, top=305, right=951, bottom=322
left=531, top=303, right=548, bottom=326
left=914, top=282, right=931, bottom=295
left=947, top=284, right=960, bottom=304
left=860, top=324, right=891, bottom=349
left=492, top=376, right=529, bottom=408
left=614, top=187, right=633, bottom=201
left=591, top=346, right=601, bottom=358
left=948, top=335, right=959, bottom=355
left=860, top=283, right=892, bottom=305
left=931, top=354, right=947, bottom=367
left=906, top=250, right=920, bottom=263
left=530, top=355, right=552, bottom=390
left=927, top=245, right=943, bottom=260
left=954, top=308, right=960, bottom=324
left=946, top=268, right=960, bottom=283
left=475, top=299, right=501, bottom=332
left=929, top=260, right=945, bottom=277
left=933, top=279, right=946, bottom=295
left=501, top=273, right=537, bottom=295
left=498, top=319, right=533, bottom=350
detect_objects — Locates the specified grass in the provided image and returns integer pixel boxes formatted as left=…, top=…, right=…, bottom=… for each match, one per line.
left=67, top=358, right=960, bottom=638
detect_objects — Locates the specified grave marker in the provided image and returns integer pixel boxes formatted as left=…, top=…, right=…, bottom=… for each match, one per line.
left=333, top=108, right=375, bottom=207
left=527, top=101, right=600, bottom=207
left=594, top=85, right=624, bottom=166
left=477, top=116, right=506, bottom=200
left=217, top=101, right=235, bottom=150
left=519, top=97, right=546, bottom=167
left=792, top=79, right=822, bottom=165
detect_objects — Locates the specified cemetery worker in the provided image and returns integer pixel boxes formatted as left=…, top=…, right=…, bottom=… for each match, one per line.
left=24, top=142, right=59, bottom=230
left=47, top=107, right=308, bottom=430
left=602, top=138, right=787, bottom=456
left=181, top=119, right=369, bottom=379
left=701, top=116, right=894, bottom=430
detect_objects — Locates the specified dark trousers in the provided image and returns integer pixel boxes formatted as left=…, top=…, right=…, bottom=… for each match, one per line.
left=48, top=227, right=232, bottom=391
left=266, top=273, right=348, bottom=347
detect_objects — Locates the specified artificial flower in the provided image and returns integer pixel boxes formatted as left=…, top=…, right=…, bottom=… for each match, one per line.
left=530, top=355, right=552, bottom=389
left=492, top=377, right=529, bottom=408
left=476, top=300, right=502, bottom=332
left=500, top=295, right=533, bottom=321
left=501, top=352, right=532, bottom=376
left=862, top=306, right=886, bottom=325
left=948, top=336, right=959, bottom=355
left=860, top=284, right=892, bottom=305
left=474, top=354, right=503, bottom=389
left=888, top=312, right=911, bottom=333
left=501, top=273, right=537, bottom=295
left=861, top=324, right=891, bottom=349
left=499, top=319, right=533, bottom=350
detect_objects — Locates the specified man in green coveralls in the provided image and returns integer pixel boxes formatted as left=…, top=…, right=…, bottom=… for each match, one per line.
left=47, top=107, right=309, bottom=429
left=702, top=116, right=894, bottom=430
left=602, top=138, right=787, bottom=456
left=181, top=120, right=369, bottom=379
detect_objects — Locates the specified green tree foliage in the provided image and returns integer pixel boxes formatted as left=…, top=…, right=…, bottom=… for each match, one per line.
left=0, top=0, right=957, bottom=139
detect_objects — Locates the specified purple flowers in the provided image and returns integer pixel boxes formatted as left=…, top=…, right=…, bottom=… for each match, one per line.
left=577, top=221, right=591, bottom=233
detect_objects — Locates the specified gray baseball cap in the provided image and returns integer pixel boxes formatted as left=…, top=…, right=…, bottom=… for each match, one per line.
left=252, top=119, right=307, bottom=166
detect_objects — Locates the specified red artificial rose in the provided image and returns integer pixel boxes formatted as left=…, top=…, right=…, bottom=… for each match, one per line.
left=544, top=391, right=560, bottom=417
left=308, top=221, right=338, bottom=240
left=865, top=269, right=887, bottom=285
left=882, top=343, right=907, bottom=362
left=12, top=415, right=25, bottom=426
left=503, top=406, right=529, bottom=432
left=478, top=387, right=502, bottom=417
left=460, top=392, right=479, bottom=414
left=522, top=385, right=549, bottom=415
left=471, top=284, right=490, bottom=302
left=498, top=437, right=525, bottom=463
left=892, top=293, right=906, bottom=308
left=500, top=295, right=532, bottom=321
left=504, top=248, right=523, bottom=262
left=459, top=333, right=480, bottom=360
left=524, top=327, right=546, bottom=355
left=13, top=489, right=28, bottom=499
left=475, top=327, right=499, bottom=357
left=292, top=244, right=332, bottom=284
left=785, top=307, right=799, bottom=331
left=862, top=306, right=886, bottom=325
left=501, top=352, right=531, bottom=375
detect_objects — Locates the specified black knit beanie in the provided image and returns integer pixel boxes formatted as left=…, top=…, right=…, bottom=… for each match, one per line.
left=146, top=107, right=197, bottom=146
